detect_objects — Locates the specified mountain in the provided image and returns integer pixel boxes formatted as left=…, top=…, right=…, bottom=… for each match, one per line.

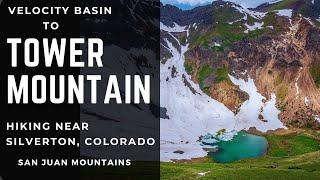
left=257, top=0, right=320, bottom=19
left=160, top=0, right=320, bottom=161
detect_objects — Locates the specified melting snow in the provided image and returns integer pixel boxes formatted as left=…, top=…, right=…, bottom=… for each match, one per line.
left=305, top=97, right=310, bottom=106
left=192, top=23, right=199, bottom=30
left=229, top=75, right=286, bottom=132
left=160, top=24, right=235, bottom=161
left=198, top=171, right=210, bottom=176
left=262, top=94, right=284, bottom=129
left=241, top=70, right=247, bottom=75
left=160, top=39, right=235, bottom=161
left=275, top=9, right=293, bottom=18
left=295, top=67, right=302, bottom=99
left=216, top=130, right=238, bottom=141
left=201, top=130, right=238, bottom=146
left=232, top=5, right=267, bottom=19
left=244, top=22, right=264, bottom=33
left=160, top=22, right=187, bottom=33
left=304, top=17, right=316, bottom=27
left=269, top=0, right=283, bottom=4
left=267, top=25, right=274, bottom=29
left=214, top=42, right=221, bottom=46
left=313, top=115, right=320, bottom=123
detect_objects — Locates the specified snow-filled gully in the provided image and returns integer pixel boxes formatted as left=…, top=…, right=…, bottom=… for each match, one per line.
left=160, top=23, right=285, bottom=161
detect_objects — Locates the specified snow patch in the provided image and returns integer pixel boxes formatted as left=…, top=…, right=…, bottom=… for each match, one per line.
left=269, top=0, right=283, bottom=4
left=304, top=17, right=316, bottom=27
left=267, top=25, right=274, bottom=29
left=232, top=4, right=267, bottom=19
left=262, top=93, right=284, bottom=129
left=244, top=22, right=264, bottom=33
left=160, top=29, right=235, bottom=161
left=295, top=67, right=302, bottom=99
left=241, top=70, right=247, bottom=75
left=229, top=75, right=286, bottom=132
left=313, top=115, right=320, bottom=123
left=305, top=97, right=310, bottom=106
left=275, top=9, right=293, bottom=18
left=192, top=22, right=199, bottom=30
left=198, top=171, right=210, bottom=176
left=160, top=22, right=187, bottom=33
left=214, top=42, right=221, bottom=47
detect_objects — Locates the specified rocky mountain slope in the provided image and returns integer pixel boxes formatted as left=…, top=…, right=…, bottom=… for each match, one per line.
left=160, top=0, right=320, bottom=161
left=161, top=0, right=320, bottom=127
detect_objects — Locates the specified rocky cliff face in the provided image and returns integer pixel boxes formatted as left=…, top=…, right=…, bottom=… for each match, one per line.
left=229, top=17, right=320, bottom=129
left=161, top=0, right=320, bottom=129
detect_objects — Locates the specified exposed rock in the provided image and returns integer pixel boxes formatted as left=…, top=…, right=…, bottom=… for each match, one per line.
left=160, top=107, right=170, bottom=119
left=173, top=150, right=184, bottom=154
left=258, top=114, right=264, bottom=120
left=210, top=81, right=249, bottom=113
left=182, top=74, right=198, bottom=95
left=171, top=66, right=177, bottom=78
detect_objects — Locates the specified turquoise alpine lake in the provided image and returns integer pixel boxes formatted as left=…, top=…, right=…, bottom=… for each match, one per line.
left=208, top=131, right=268, bottom=163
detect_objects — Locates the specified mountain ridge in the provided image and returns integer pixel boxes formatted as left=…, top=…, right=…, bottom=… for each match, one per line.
left=161, top=0, right=320, bottom=128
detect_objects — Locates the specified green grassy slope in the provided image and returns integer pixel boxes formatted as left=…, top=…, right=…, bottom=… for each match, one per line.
left=161, top=131, right=320, bottom=180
